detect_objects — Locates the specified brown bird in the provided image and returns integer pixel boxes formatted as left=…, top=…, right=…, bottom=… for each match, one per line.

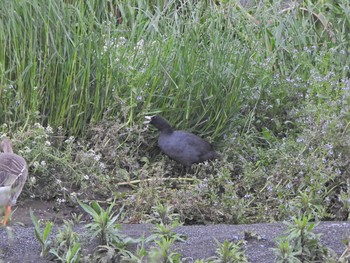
left=145, top=115, right=220, bottom=167
left=0, top=138, right=28, bottom=226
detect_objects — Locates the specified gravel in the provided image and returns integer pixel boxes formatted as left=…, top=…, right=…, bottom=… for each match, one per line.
left=1, top=221, right=349, bottom=262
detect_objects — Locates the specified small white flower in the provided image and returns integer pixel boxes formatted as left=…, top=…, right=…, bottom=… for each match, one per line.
left=136, top=39, right=144, bottom=48
left=34, top=123, right=43, bottom=129
left=40, top=161, right=46, bottom=166
left=296, top=137, right=305, bottom=143
left=99, top=162, right=106, bottom=170
left=57, top=198, right=66, bottom=204
left=45, top=141, right=51, bottom=146
left=119, top=36, right=127, bottom=44
left=46, top=125, right=53, bottom=134
left=93, top=154, right=101, bottom=161
left=65, top=136, right=75, bottom=143
left=83, top=175, right=90, bottom=180
left=286, top=183, right=293, bottom=189
left=87, top=149, right=95, bottom=155
left=24, top=146, right=32, bottom=153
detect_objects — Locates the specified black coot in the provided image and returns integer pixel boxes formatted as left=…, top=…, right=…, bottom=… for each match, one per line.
left=146, top=115, right=220, bottom=166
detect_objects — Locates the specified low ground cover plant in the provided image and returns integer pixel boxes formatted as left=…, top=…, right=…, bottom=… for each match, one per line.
left=1, top=1, right=350, bottom=260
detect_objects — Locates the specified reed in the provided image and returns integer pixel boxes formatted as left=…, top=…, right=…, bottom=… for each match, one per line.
left=0, top=0, right=348, bottom=140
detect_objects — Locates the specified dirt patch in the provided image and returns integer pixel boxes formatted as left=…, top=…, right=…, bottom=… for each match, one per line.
left=1, top=200, right=349, bottom=262
left=9, top=199, right=76, bottom=226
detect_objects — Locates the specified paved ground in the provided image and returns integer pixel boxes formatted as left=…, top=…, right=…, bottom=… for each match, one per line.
left=0, top=200, right=349, bottom=262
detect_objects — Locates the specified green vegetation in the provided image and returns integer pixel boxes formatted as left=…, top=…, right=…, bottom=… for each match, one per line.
left=273, top=214, right=337, bottom=262
left=49, top=220, right=81, bottom=263
left=2, top=0, right=350, bottom=260
left=78, top=199, right=126, bottom=246
left=30, top=209, right=53, bottom=257
left=209, top=239, right=248, bottom=263
left=30, top=201, right=249, bottom=262
left=2, top=0, right=350, bottom=223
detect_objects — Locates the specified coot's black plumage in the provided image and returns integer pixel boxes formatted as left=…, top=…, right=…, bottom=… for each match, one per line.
left=146, top=115, right=220, bottom=166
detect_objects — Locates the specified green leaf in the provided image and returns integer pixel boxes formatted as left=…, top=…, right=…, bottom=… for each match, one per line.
left=262, top=127, right=272, bottom=140
left=43, top=221, right=53, bottom=241
left=91, top=201, right=102, bottom=214
left=77, top=199, right=99, bottom=218
left=67, top=243, right=81, bottom=262
left=29, top=209, right=40, bottom=235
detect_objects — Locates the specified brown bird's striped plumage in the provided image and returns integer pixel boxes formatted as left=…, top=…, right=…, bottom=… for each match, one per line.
left=0, top=138, right=28, bottom=226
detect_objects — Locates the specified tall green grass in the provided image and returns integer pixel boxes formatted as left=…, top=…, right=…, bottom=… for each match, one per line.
left=3, top=0, right=350, bottom=225
left=0, top=0, right=349, bottom=139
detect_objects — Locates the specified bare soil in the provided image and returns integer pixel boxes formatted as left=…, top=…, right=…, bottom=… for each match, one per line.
left=0, top=199, right=349, bottom=263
